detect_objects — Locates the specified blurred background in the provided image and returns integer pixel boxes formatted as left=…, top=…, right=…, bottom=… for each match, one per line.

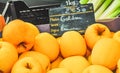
left=0, top=0, right=65, bottom=6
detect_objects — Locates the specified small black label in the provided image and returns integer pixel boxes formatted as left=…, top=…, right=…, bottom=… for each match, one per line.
left=49, top=0, right=95, bottom=37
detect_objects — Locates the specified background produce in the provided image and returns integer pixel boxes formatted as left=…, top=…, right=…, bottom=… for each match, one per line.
left=79, top=0, right=120, bottom=20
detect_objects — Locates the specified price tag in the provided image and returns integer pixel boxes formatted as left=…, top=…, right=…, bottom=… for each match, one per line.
left=49, top=0, right=95, bottom=37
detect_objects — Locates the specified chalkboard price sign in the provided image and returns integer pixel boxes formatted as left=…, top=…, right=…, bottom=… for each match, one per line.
left=49, top=0, right=95, bottom=37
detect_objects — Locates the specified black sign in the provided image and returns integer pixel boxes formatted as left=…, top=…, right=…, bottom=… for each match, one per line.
left=49, top=0, right=95, bottom=37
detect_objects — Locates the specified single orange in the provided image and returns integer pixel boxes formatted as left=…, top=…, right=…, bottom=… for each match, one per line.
left=33, top=32, right=59, bottom=62
left=59, top=31, right=87, bottom=58
left=91, top=38, right=120, bottom=70
left=2, top=19, right=40, bottom=54
left=84, top=23, right=112, bottom=50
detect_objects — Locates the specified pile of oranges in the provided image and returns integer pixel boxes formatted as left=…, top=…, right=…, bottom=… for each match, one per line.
left=0, top=18, right=120, bottom=73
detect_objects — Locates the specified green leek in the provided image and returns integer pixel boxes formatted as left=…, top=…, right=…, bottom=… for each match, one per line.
left=87, top=0, right=93, bottom=3
left=88, top=0, right=105, bottom=12
left=99, top=0, right=120, bottom=19
left=95, top=0, right=113, bottom=19
left=79, top=0, right=89, bottom=4
left=107, top=7, right=120, bottom=18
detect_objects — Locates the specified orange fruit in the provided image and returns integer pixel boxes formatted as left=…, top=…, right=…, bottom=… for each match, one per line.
left=110, top=32, right=114, bottom=38
left=0, top=14, right=5, bottom=32
left=0, top=41, right=18, bottom=73
left=0, top=38, right=2, bottom=41
left=47, top=68, right=71, bottom=73
left=58, top=56, right=90, bottom=73
left=33, top=32, right=59, bottom=62
left=87, top=55, right=92, bottom=64
left=113, top=31, right=120, bottom=42
left=116, top=59, right=120, bottom=73
left=19, top=51, right=51, bottom=73
left=84, top=23, right=112, bottom=50
left=2, top=19, right=40, bottom=54
left=116, top=69, right=119, bottom=73
left=56, top=37, right=61, bottom=44
left=59, top=31, right=87, bottom=58
left=82, top=65, right=113, bottom=73
left=91, top=38, right=120, bottom=70
left=11, top=57, right=43, bottom=73
left=51, top=55, right=63, bottom=69
left=85, top=48, right=91, bottom=58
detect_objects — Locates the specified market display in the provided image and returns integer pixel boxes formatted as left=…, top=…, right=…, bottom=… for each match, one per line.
left=0, top=18, right=119, bottom=73
left=0, top=0, right=120, bottom=73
